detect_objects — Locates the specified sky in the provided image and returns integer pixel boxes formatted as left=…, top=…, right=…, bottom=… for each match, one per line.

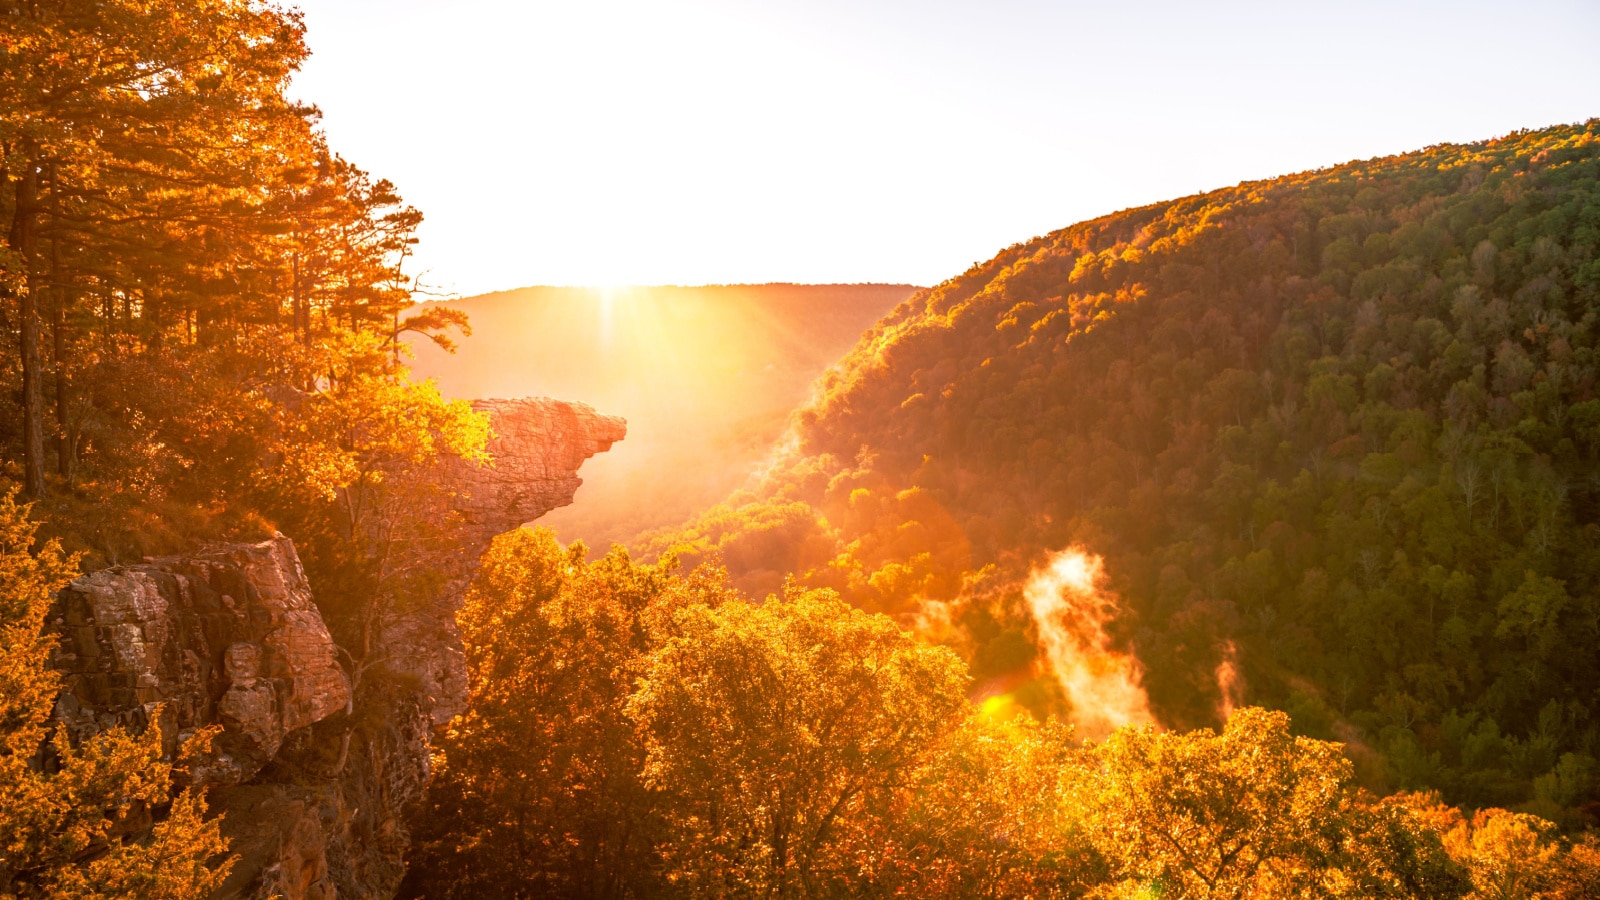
left=289, top=0, right=1600, bottom=296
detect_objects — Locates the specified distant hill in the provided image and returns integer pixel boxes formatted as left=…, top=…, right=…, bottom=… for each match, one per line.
left=404, top=283, right=918, bottom=548
left=650, top=123, right=1600, bottom=818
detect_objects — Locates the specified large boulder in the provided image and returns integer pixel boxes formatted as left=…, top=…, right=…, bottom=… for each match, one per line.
left=53, top=535, right=350, bottom=786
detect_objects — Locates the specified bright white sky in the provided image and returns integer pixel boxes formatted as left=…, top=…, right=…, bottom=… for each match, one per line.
left=290, top=0, right=1600, bottom=296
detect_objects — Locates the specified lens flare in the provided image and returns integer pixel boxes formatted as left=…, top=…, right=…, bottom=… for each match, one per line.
left=1022, top=548, right=1156, bottom=739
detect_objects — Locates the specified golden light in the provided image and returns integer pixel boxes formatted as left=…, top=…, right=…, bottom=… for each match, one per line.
left=595, top=284, right=627, bottom=347
left=405, top=284, right=911, bottom=550
left=1022, top=547, right=1156, bottom=739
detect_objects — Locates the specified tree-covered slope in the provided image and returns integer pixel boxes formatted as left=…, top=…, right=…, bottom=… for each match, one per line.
left=651, top=122, right=1600, bottom=819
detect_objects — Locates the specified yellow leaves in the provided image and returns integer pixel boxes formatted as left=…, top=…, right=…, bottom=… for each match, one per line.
left=1438, top=806, right=1565, bottom=900
left=258, top=332, right=489, bottom=517
left=865, top=553, right=935, bottom=609
left=997, top=300, right=1039, bottom=332
left=61, top=787, right=233, bottom=900
left=267, top=437, right=362, bottom=503
left=1069, top=252, right=1101, bottom=285
left=1088, top=708, right=1347, bottom=896
left=413, top=527, right=731, bottom=897
left=308, top=372, right=486, bottom=469
left=877, top=707, right=1470, bottom=899
left=426, top=525, right=1594, bottom=900
left=875, top=714, right=1100, bottom=897
left=0, top=489, right=77, bottom=752
left=1031, top=307, right=1068, bottom=333
left=0, top=491, right=228, bottom=898
left=628, top=584, right=970, bottom=895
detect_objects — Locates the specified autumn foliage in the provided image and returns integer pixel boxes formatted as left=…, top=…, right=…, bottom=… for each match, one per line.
left=0, top=491, right=227, bottom=897
left=404, top=527, right=1600, bottom=898
left=2, top=0, right=486, bottom=891
left=7, top=0, right=1600, bottom=893
left=648, top=122, right=1600, bottom=822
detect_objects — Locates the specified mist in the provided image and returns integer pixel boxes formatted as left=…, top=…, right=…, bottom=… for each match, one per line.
left=1022, top=548, right=1157, bottom=740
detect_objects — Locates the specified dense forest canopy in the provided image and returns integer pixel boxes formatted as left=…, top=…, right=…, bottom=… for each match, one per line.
left=405, top=527, right=1600, bottom=898
left=650, top=122, right=1600, bottom=823
left=0, top=0, right=482, bottom=577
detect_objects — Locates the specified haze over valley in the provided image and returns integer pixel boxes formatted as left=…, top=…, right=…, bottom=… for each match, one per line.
left=405, top=283, right=917, bottom=548
left=4, top=1, right=1600, bottom=897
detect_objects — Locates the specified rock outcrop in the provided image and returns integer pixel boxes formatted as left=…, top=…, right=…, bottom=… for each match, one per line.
left=379, top=398, right=626, bottom=725
left=48, top=397, right=624, bottom=900
left=53, top=536, right=350, bottom=787
left=444, top=398, right=628, bottom=550
left=53, top=536, right=360, bottom=900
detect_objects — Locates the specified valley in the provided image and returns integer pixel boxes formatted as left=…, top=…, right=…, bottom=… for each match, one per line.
left=3, top=1, right=1598, bottom=894
left=405, top=283, right=916, bottom=548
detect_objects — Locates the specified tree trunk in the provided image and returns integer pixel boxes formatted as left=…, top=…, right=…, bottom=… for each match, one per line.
left=48, top=231, right=74, bottom=482
left=52, top=293, right=73, bottom=482
left=292, top=251, right=309, bottom=347
left=10, top=152, right=46, bottom=498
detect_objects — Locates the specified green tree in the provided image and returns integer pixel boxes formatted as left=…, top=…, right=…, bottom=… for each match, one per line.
left=1086, top=708, right=1472, bottom=899
left=404, top=528, right=732, bottom=899
left=647, top=122, right=1600, bottom=813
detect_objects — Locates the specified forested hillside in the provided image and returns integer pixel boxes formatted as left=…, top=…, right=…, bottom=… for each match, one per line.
left=650, top=122, right=1600, bottom=822
left=8, top=1, right=1600, bottom=894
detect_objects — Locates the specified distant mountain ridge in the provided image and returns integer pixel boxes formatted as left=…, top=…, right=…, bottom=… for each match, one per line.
left=405, top=283, right=918, bottom=548
left=650, top=122, right=1600, bottom=819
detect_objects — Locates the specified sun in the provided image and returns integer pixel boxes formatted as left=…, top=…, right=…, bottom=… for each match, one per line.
left=596, top=284, right=632, bottom=344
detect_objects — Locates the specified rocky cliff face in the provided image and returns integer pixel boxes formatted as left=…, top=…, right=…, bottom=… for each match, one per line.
left=445, top=398, right=628, bottom=550
left=53, top=536, right=365, bottom=900
left=380, top=398, right=627, bottom=726
left=54, top=537, right=350, bottom=786
left=49, top=397, right=624, bottom=900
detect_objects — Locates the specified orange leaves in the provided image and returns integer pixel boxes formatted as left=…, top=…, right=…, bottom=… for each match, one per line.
left=0, top=490, right=230, bottom=897
left=632, top=585, right=970, bottom=895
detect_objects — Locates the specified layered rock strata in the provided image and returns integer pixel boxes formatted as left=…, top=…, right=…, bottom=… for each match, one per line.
left=48, top=397, right=624, bottom=900
left=54, top=536, right=350, bottom=784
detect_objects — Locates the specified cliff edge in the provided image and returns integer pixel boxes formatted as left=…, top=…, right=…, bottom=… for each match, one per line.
left=383, top=398, right=627, bottom=726
left=49, top=397, right=624, bottom=900
left=445, top=398, right=628, bottom=549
